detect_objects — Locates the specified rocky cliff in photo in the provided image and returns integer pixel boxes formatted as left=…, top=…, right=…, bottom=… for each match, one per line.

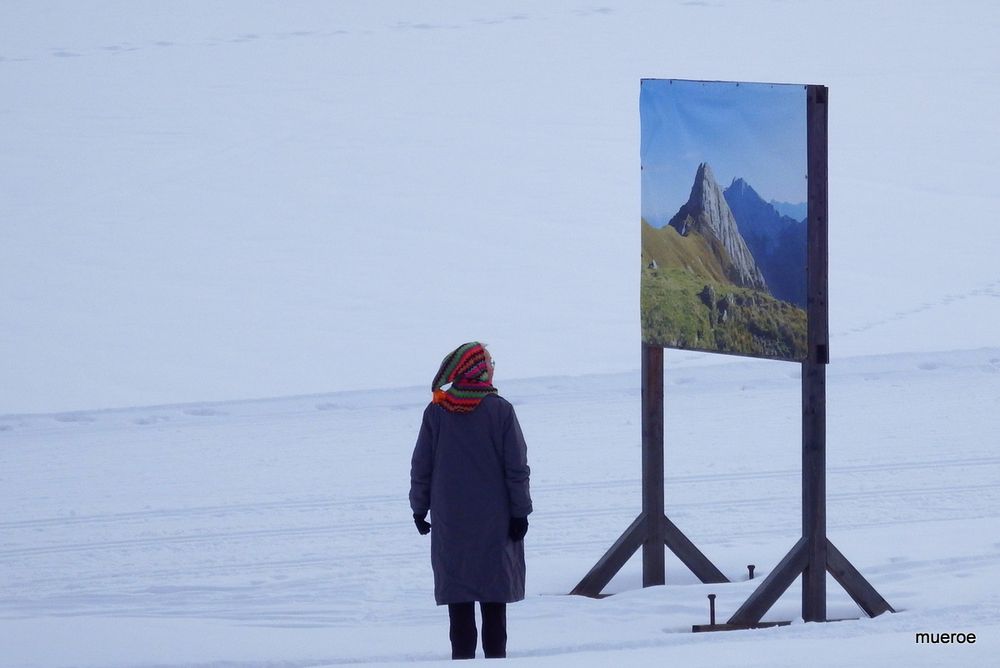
left=666, top=163, right=768, bottom=291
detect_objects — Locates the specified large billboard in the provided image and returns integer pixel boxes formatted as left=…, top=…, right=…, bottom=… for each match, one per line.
left=641, top=79, right=808, bottom=362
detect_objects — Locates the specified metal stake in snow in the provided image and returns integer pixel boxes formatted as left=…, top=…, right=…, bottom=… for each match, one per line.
left=747, top=565, right=755, bottom=580
left=708, top=594, right=717, bottom=626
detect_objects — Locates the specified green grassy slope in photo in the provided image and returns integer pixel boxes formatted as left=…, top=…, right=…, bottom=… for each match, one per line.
left=641, top=220, right=807, bottom=360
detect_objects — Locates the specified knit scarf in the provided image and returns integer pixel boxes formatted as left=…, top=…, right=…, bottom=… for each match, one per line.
left=431, top=341, right=497, bottom=414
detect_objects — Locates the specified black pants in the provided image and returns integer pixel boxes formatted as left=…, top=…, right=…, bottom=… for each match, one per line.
left=447, top=601, right=506, bottom=659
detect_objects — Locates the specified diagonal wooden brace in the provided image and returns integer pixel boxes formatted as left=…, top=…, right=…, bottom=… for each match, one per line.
left=826, top=539, right=895, bottom=617
left=727, top=538, right=808, bottom=626
left=570, top=513, right=647, bottom=598
left=663, top=515, right=729, bottom=584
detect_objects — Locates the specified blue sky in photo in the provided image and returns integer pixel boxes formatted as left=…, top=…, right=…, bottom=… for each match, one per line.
left=641, top=79, right=807, bottom=227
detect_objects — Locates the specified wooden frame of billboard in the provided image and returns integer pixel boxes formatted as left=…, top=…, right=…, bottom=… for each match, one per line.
left=573, top=85, right=894, bottom=626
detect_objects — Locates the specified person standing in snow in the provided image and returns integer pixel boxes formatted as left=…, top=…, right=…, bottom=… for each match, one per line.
left=409, top=341, right=533, bottom=660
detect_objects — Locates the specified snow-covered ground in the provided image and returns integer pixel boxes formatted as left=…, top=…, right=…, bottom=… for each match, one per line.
left=2, top=0, right=1000, bottom=666
left=2, top=348, right=999, bottom=666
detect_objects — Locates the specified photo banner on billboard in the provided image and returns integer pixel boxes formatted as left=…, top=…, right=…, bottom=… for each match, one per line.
left=641, top=79, right=809, bottom=362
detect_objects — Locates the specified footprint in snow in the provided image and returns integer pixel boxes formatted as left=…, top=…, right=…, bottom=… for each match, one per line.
left=917, top=362, right=938, bottom=371
left=53, top=414, right=95, bottom=423
left=134, top=415, right=171, bottom=425
left=183, top=407, right=226, bottom=417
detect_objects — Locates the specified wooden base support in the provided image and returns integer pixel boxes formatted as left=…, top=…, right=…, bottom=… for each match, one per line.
left=726, top=537, right=894, bottom=626
left=570, top=512, right=728, bottom=598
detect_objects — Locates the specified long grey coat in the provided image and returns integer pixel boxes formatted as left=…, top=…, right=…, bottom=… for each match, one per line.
left=409, top=394, right=532, bottom=605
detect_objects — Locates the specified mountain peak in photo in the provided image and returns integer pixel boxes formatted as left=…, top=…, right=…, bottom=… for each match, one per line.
left=668, top=163, right=768, bottom=291
left=724, top=177, right=807, bottom=307
left=727, top=177, right=758, bottom=202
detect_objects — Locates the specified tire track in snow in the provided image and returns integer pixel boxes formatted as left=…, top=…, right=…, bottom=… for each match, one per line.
left=3, top=480, right=996, bottom=561
left=3, top=454, right=997, bottom=531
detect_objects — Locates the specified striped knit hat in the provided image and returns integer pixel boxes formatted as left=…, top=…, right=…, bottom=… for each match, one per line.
left=432, top=341, right=497, bottom=414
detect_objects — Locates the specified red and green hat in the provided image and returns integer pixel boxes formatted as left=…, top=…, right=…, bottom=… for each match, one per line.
left=432, top=341, right=497, bottom=414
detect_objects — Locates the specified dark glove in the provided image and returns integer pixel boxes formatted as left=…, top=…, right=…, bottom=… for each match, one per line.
left=509, top=516, right=528, bottom=542
left=413, top=511, right=431, bottom=535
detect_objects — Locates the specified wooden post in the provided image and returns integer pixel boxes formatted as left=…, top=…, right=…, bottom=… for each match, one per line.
left=724, top=84, right=892, bottom=628
left=802, top=83, right=829, bottom=622
left=571, top=344, right=728, bottom=597
left=801, top=358, right=827, bottom=621
left=642, top=344, right=665, bottom=586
